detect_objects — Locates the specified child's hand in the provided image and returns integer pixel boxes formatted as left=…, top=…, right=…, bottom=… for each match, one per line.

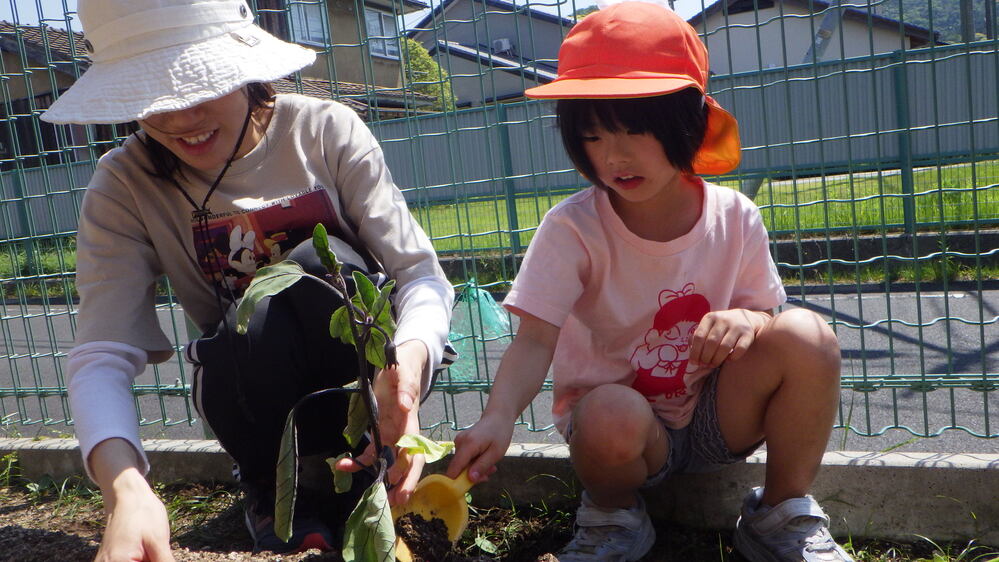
left=446, top=413, right=513, bottom=483
left=689, top=309, right=772, bottom=369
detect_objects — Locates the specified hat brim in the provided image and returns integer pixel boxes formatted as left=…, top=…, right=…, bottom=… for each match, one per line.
left=524, top=76, right=698, bottom=99
left=41, top=25, right=316, bottom=124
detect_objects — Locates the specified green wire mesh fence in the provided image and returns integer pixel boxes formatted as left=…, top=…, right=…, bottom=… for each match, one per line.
left=0, top=0, right=996, bottom=449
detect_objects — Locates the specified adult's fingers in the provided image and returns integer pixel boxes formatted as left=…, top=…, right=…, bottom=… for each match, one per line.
left=334, top=443, right=375, bottom=473
left=145, top=540, right=176, bottom=562
left=388, top=454, right=424, bottom=506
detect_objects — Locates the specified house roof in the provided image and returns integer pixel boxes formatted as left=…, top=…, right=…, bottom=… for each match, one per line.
left=428, top=40, right=557, bottom=82
left=1, top=22, right=437, bottom=119
left=273, top=76, right=439, bottom=119
left=407, top=0, right=576, bottom=38
left=0, top=21, right=89, bottom=76
left=687, top=0, right=943, bottom=46
left=366, top=0, right=429, bottom=12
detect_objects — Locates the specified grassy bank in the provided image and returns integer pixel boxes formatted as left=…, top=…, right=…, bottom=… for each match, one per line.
left=413, top=159, right=999, bottom=254
left=2, top=159, right=997, bottom=299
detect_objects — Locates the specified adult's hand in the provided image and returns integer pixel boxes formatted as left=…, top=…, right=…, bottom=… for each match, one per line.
left=335, top=339, right=428, bottom=506
left=94, top=477, right=174, bottom=562
left=91, top=438, right=175, bottom=562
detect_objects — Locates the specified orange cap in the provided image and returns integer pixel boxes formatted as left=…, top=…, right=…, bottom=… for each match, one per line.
left=525, top=1, right=740, bottom=175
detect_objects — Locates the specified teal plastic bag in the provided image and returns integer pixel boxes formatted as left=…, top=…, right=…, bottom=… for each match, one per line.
left=447, top=279, right=511, bottom=382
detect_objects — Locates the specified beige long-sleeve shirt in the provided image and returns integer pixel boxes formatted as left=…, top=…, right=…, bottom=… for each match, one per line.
left=69, top=94, right=452, bottom=475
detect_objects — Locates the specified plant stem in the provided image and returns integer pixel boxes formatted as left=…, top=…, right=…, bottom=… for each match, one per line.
left=330, top=273, right=386, bottom=472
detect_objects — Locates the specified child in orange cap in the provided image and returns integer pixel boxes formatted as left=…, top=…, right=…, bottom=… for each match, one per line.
left=446, top=2, right=853, bottom=561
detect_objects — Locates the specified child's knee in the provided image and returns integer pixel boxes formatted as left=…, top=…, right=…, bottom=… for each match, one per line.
left=572, top=384, right=654, bottom=455
left=763, top=309, right=839, bottom=358
left=758, top=309, right=841, bottom=390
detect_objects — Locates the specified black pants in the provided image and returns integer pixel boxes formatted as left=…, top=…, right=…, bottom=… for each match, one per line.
left=188, top=237, right=377, bottom=518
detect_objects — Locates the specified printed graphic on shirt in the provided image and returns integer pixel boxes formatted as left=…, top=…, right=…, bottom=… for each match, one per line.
left=629, top=283, right=710, bottom=400
left=191, top=187, right=342, bottom=296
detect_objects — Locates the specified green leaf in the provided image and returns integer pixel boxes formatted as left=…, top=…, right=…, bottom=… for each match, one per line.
left=352, top=270, right=379, bottom=311
left=395, top=434, right=455, bottom=464
left=370, top=280, right=396, bottom=338
left=235, top=261, right=306, bottom=334
left=274, top=409, right=299, bottom=543
left=343, top=390, right=368, bottom=449
left=342, top=481, right=396, bottom=562
left=329, top=305, right=354, bottom=345
left=365, top=329, right=387, bottom=369
left=475, top=535, right=498, bottom=554
left=326, top=453, right=353, bottom=494
left=311, top=223, right=340, bottom=274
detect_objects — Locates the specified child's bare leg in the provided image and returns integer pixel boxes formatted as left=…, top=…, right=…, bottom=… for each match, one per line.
left=568, top=383, right=668, bottom=509
left=714, top=308, right=840, bottom=506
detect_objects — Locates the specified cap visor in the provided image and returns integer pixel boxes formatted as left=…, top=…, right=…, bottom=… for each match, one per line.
left=525, top=76, right=700, bottom=99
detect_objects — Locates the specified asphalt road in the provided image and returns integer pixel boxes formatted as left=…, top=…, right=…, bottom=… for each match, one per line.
left=2, top=289, right=997, bottom=455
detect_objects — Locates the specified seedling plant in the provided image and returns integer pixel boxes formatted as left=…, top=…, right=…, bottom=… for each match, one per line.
left=236, top=223, right=453, bottom=562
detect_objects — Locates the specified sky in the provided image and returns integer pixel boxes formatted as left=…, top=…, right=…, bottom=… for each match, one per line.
left=0, top=0, right=707, bottom=30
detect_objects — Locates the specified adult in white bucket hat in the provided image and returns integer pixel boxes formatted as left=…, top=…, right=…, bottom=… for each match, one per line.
left=46, top=0, right=454, bottom=558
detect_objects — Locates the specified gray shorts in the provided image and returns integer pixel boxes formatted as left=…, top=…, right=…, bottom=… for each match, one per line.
left=564, top=370, right=761, bottom=488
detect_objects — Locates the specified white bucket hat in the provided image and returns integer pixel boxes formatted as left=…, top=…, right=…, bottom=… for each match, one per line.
left=41, top=0, right=317, bottom=124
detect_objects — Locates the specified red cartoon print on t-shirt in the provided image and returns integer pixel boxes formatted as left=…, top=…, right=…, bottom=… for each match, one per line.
left=629, top=283, right=711, bottom=400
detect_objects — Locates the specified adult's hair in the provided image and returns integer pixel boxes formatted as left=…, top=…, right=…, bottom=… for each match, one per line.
left=136, top=82, right=276, bottom=180
left=555, top=88, right=708, bottom=186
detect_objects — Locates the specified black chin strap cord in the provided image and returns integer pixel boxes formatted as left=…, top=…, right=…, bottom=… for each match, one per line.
left=133, top=100, right=261, bottom=426
left=192, top=103, right=258, bottom=424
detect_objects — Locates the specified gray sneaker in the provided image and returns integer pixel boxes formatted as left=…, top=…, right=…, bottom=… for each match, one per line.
left=558, top=491, right=656, bottom=562
left=734, top=487, right=855, bottom=562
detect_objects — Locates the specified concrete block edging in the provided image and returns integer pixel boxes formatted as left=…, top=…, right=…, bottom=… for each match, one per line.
left=1, top=438, right=997, bottom=545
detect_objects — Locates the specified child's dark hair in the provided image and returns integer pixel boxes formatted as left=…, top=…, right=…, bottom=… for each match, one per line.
left=135, top=82, right=276, bottom=180
left=556, top=88, right=708, bottom=185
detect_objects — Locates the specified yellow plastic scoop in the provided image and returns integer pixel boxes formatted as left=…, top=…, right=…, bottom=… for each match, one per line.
left=392, top=470, right=475, bottom=561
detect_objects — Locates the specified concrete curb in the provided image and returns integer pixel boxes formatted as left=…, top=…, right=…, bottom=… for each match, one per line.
left=2, top=439, right=997, bottom=545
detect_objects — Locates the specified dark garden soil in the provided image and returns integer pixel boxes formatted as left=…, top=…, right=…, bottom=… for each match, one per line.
left=0, top=478, right=994, bottom=562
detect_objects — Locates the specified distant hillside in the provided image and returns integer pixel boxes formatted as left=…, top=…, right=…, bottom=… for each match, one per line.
left=872, top=0, right=993, bottom=42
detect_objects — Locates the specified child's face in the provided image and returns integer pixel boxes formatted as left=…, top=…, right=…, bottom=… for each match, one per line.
left=139, top=89, right=266, bottom=171
left=582, top=126, right=682, bottom=205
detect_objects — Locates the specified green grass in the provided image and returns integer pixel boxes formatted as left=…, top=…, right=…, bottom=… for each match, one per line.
left=754, top=160, right=999, bottom=235
left=2, top=159, right=997, bottom=299
left=410, top=189, right=575, bottom=254
left=411, top=159, right=999, bottom=256
left=781, top=257, right=999, bottom=288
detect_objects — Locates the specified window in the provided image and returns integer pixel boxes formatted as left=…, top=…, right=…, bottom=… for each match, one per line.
left=290, top=1, right=327, bottom=46
left=364, top=7, right=399, bottom=59
left=1, top=93, right=69, bottom=171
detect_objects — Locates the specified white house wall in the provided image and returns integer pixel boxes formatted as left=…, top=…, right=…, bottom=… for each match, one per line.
left=416, top=1, right=569, bottom=74
left=439, top=54, right=547, bottom=106
left=700, top=4, right=913, bottom=75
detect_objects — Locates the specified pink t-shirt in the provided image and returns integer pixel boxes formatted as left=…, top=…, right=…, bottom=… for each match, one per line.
left=505, top=180, right=786, bottom=432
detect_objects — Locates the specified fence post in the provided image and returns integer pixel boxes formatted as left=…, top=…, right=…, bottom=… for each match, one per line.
left=892, top=50, right=916, bottom=235
left=496, top=104, right=522, bottom=256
